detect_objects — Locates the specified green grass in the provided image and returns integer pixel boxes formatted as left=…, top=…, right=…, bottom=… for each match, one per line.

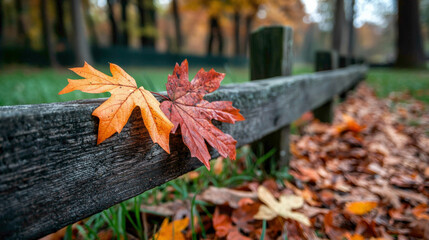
left=366, top=68, right=429, bottom=103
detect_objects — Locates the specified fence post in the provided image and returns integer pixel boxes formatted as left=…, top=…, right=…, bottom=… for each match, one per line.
left=249, top=26, right=293, bottom=169
left=339, top=55, right=348, bottom=68
left=313, top=51, right=338, bottom=123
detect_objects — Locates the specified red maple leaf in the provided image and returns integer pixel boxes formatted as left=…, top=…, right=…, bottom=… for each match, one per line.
left=160, top=60, right=245, bottom=169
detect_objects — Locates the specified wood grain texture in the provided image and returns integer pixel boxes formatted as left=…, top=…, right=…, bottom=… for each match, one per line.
left=0, top=65, right=367, bottom=239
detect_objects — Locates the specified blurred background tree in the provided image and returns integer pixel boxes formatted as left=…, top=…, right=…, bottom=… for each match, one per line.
left=395, top=0, right=425, bottom=68
left=0, top=0, right=426, bottom=67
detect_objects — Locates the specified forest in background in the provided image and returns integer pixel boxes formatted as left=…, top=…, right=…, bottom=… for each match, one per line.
left=0, top=0, right=428, bottom=66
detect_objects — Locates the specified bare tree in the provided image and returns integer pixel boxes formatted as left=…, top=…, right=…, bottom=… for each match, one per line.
left=137, top=0, right=156, bottom=48
left=395, top=0, right=426, bottom=68
left=243, top=14, right=254, bottom=55
left=83, top=0, right=99, bottom=47
left=15, top=0, right=30, bottom=47
left=207, top=17, right=223, bottom=56
left=233, top=10, right=240, bottom=56
left=332, top=0, right=347, bottom=54
left=348, top=0, right=355, bottom=58
left=120, top=0, right=129, bottom=46
left=71, top=0, right=93, bottom=64
left=0, top=0, right=3, bottom=46
left=107, top=0, right=120, bottom=45
left=55, top=0, right=68, bottom=46
left=41, top=0, right=58, bottom=66
left=172, top=0, right=182, bottom=51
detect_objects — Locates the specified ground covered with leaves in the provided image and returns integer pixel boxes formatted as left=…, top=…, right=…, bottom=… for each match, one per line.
left=43, top=84, right=429, bottom=240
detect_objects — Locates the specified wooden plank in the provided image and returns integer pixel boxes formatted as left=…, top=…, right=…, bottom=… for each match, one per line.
left=313, top=51, right=338, bottom=123
left=249, top=26, right=293, bottom=168
left=0, top=65, right=367, bottom=239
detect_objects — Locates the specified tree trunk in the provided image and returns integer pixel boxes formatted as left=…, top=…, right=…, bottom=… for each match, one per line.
left=55, top=0, right=67, bottom=46
left=138, top=0, right=156, bottom=48
left=207, top=17, right=214, bottom=55
left=137, top=0, right=145, bottom=47
left=243, top=15, right=253, bottom=56
left=0, top=0, right=3, bottom=46
left=107, top=0, right=120, bottom=45
left=347, top=0, right=355, bottom=58
left=395, top=0, right=426, bottom=68
left=302, top=24, right=316, bottom=63
left=41, top=0, right=58, bottom=67
left=15, top=0, right=29, bottom=47
left=83, top=0, right=99, bottom=47
left=71, top=0, right=93, bottom=65
left=146, top=0, right=156, bottom=48
left=233, top=11, right=240, bottom=56
left=120, top=0, right=128, bottom=46
left=207, top=16, right=223, bottom=56
left=0, top=0, right=3, bottom=66
left=216, top=18, right=223, bottom=55
left=332, top=0, right=346, bottom=54
left=172, top=0, right=182, bottom=51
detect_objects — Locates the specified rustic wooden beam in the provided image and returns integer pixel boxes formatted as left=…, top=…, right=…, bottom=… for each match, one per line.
left=0, top=65, right=367, bottom=239
left=249, top=26, right=293, bottom=168
left=313, top=51, right=338, bottom=123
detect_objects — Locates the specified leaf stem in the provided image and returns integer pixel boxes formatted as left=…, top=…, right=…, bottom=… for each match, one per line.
left=149, top=91, right=170, bottom=100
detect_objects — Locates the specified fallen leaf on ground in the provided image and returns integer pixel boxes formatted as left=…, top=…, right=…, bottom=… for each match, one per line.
left=345, top=201, right=378, bottom=215
left=412, top=204, right=429, bottom=220
left=232, top=198, right=260, bottom=233
left=213, top=208, right=233, bottom=238
left=154, top=217, right=189, bottom=240
left=334, top=114, right=365, bottom=134
left=59, top=62, right=173, bottom=152
left=254, top=186, right=310, bottom=226
left=324, top=211, right=347, bottom=240
left=198, top=186, right=257, bottom=208
left=213, top=207, right=252, bottom=240
left=160, top=60, right=245, bottom=169
left=348, top=233, right=365, bottom=240
left=140, top=199, right=188, bottom=217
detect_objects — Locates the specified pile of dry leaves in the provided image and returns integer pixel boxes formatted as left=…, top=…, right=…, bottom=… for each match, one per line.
left=149, top=84, right=429, bottom=240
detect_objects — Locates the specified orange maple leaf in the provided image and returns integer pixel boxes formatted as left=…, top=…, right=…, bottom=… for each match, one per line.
left=160, top=60, right=245, bottom=169
left=59, top=62, right=174, bottom=153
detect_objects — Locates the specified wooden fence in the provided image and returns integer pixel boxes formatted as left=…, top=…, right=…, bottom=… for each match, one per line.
left=0, top=26, right=367, bottom=239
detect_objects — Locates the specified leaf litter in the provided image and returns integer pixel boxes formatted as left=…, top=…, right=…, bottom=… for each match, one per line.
left=45, top=83, right=429, bottom=239
left=148, top=84, right=428, bottom=239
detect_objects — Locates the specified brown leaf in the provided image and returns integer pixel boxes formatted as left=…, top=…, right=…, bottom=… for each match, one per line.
left=213, top=207, right=233, bottom=238
left=324, top=211, right=347, bottom=240
left=140, top=199, right=188, bottom=217
left=231, top=198, right=260, bottom=233
left=198, top=186, right=257, bottom=208
left=412, top=204, right=429, bottom=220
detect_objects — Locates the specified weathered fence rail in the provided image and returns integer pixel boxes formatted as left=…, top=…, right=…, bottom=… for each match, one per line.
left=0, top=26, right=367, bottom=239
